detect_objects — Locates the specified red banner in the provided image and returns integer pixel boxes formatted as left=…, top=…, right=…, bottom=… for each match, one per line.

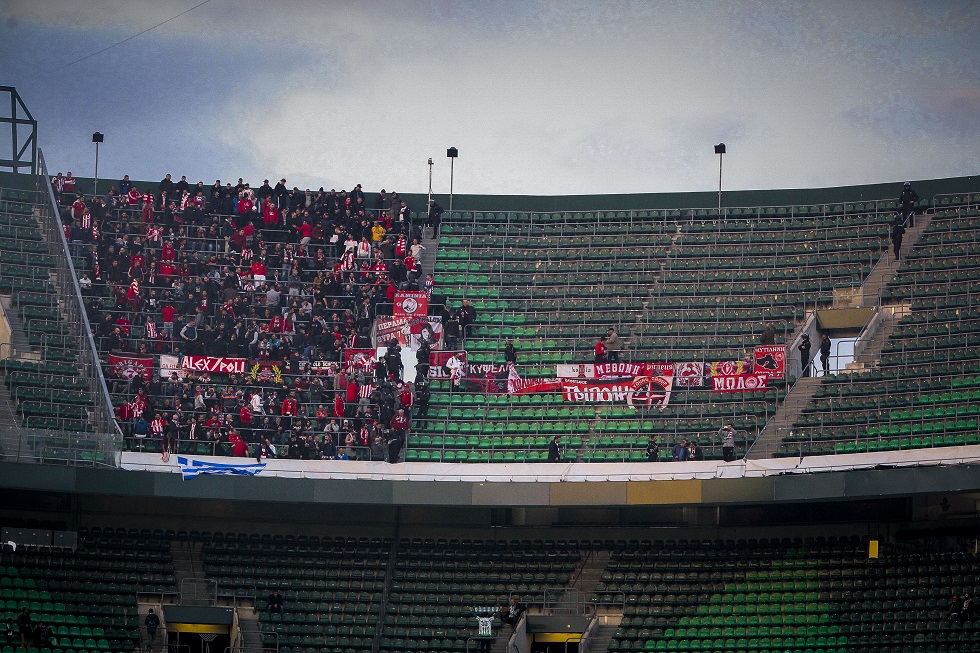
left=510, top=378, right=562, bottom=395
left=344, top=349, right=377, bottom=374
left=109, top=354, right=153, bottom=382
left=561, top=375, right=672, bottom=409
left=181, top=356, right=246, bottom=374
left=753, top=345, right=786, bottom=379
left=393, top=291, right=429, bottom=318
left=711, top=373, right=769, bottom=393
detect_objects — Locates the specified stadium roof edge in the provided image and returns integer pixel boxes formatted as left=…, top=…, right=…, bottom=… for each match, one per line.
left=3, top=455, right=980, bottom=508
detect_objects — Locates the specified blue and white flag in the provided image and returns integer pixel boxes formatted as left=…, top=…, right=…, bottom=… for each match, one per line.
left=177, top=456, right=266, bottom=480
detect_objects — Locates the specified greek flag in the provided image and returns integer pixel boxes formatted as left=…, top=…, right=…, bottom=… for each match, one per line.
left=177, top=456, right=266, bottom=480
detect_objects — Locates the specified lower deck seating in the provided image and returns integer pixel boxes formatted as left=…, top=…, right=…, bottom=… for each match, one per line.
left=602, top=537, right=980, bottom=653
left=0, top=528, right=176, bottom=653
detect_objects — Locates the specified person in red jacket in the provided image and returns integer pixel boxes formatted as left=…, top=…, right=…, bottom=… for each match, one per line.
left=262, top=198, right=279, bottom=225
left=251, top=258, right=267, bottom=281
left=345, top=379, right=359, bottom=408
left=594, top=338, right=608, bottom=364
left=239, top=404, right=253, bottom=441
left=333, top=393, right=345, bottom=419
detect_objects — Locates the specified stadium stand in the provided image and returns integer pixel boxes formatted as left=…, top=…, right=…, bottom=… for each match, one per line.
left=417, top=205, right=892, bottom=462
left=0, top=527, right=175, bottom=653
left=599, top=536, right=980, bottom=653
left=0, top=178, right=118, bottom=465
left=8, top=525, right=977, bottom=653
left=9, top=162, right=976, bottom=467
left=784, top=197, right=980, bottom=455
left=200, top=534, right=388, bottom=653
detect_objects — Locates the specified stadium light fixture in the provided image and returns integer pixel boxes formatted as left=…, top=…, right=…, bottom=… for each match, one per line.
left=92, top=132, right=104, bottom=197
left=427, top=157, right=434, bottom=217
left=447, top=147, right=458, bottom=215
left=714, top=143, right=726, bottom=213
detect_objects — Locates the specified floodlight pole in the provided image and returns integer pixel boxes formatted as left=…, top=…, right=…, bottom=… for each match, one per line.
left=92, top=132, right=104, bottom=197
left=447, top=147, right=458, bottom=215
left=718, top=152, right=722, bottom=212
left=714, top=143, right=726, bottom=213
left=427, top=157, right=434, bottom=216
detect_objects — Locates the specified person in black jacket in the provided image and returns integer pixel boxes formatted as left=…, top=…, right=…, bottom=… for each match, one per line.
left=891, top=218, right=906, bottom=260
left=899, top=181, right=919, bottom=227
left=504, top=340, right=517, bottom=365
left=428, top=200, right=444, bottom=239
left=274, top=178, right=289, bottom=210
left=798, top=334, right=813, bottom=377
left=819, top=333, right=832, bottom=376
left=547, top=435, right=561, bottom=462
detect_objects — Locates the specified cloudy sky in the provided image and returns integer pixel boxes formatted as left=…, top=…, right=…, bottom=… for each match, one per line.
left=2, top=0, right=978, bottom=196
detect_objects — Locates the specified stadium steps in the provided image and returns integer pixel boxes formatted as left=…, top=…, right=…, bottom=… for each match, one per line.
left=860, top=212, right=932, bottom=307
left=572, top=549, right=612, bottom=605
left=747, top=377, right=821, bottom=459
left=0, top=388, right=29, bottom=461
left=170, top=540, right=205, bottom=594
left=137, top=602, right=166, bottom=651
left=418, top=230, right=439, bottom=280
left=852, top=305, right=907, bottom=370
left=589, top=619, right=623, bottom=653
left=0, top=294, right=37, bottom=359
left=236, top=608, right=265, bottom=653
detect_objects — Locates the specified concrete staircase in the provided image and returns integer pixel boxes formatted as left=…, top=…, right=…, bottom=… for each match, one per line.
left=569, top=550, right=611, bottom=602
left=0, top=295, right=37, bottom=358
left=417, top=230, right=439, bottom=283
left=0, top=390, right=28, bottom=463
left=237, top=609, right=265, bottom=653
left=169, top=540, right=206, bottom=600
left=587, top=618, right=623, bottom=653
left=858, top=212, right=931, bottom=308
left=136, top=602, right=164, bottom=652
left=0, top=295, right=38, bottom=463
left=747, top=377, right=822, bottom=459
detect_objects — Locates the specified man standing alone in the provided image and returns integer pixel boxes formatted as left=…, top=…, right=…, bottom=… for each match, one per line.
left=819, top=333, right=832, bottom=376
left=719, top=424, right=737, bottom=462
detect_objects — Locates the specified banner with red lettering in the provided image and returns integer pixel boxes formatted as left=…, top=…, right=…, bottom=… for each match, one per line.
left=181, top=356, right=247, bottom=374
left=393, top=291, right=429, bottom=318
left=509, top=378, right=562, bottom=395
left=376, top=315, right=443, bottom=350
left=753, top=345, right=786, bottom=379
left=561, top=375, right=672, bottom=409
left=673, top=361, right=705, bottom=387
left=109, top=353, right=153, bottom=382
left=710, top=373, right=769, bottom=393
left=344, top=349, right=377, bottom=374
left=708, top=360, right=751, bottom=377
left=557, top=362, right=673, bottom=379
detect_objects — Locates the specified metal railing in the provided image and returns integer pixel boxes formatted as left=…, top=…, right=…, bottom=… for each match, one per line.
left=22, top=150, right=121, bottom=463
left=761, top=426, right=980, bottom=458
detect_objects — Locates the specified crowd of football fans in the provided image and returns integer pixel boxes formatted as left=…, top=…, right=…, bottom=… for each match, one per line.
left=52, top=171, right=447, bottom=462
